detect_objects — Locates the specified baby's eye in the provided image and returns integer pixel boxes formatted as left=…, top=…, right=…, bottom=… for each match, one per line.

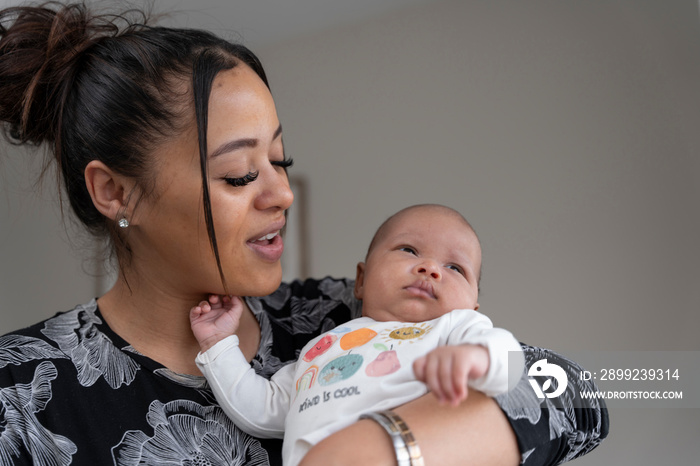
left=446, top=264, right=465, bottom=276
left=399, top=246, right=417, bottom=255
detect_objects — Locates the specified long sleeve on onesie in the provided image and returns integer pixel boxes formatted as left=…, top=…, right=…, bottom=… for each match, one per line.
left=196, top=308, right=524, bottom=466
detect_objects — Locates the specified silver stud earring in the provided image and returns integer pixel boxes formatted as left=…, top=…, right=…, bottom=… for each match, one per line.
left=118, top=217, right=129, bottom=229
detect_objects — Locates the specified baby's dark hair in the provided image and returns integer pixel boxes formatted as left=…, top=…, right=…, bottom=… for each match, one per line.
left=366, top=204, right=482, bottom=289
left=0, top=1, right=267, bottom=289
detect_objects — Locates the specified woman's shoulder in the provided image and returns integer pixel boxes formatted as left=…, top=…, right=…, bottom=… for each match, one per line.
left=0, top=301, right=92, bottom=374
left=0, top=299, right=284, bottom=465
left=0, top=298, right=156, bottom=396
left=0, top=300, right=119, bottom=383
left=244, top=277, right=363, bottom=375
left=246, top=276, right=362, bottom=321
left=2, top=300, right=91, bottom=337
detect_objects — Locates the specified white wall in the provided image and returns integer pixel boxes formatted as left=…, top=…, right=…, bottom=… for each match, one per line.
left=2, top=0, right=699, bottom=464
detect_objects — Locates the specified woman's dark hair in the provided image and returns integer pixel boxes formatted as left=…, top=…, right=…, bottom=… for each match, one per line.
left=0, top=1, right=269, bottom=288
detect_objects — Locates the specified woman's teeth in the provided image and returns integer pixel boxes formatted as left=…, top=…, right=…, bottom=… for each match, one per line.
left=255, top=231, right=279, bottom=242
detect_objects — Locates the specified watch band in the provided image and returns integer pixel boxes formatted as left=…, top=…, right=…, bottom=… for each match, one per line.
left=360, top=410, right=425, bottom=466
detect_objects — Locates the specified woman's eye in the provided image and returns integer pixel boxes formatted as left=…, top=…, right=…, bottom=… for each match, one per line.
left=225, top=171, right=259, bottom=187
left=399, top=247, right=417, bottom=255
left=271, top=157, right=294, bottom=171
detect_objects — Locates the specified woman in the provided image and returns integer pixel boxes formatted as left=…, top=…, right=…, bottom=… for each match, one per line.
left=0, top=3, right=607, bottom=465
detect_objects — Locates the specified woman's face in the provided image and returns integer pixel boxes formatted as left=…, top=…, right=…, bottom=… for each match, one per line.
left=129, top=64, right=293, bottom=298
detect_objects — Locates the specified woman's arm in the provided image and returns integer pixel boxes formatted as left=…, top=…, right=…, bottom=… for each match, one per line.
left=498, top=344, right=610, bottom=465
left=250, top=278, right=609, bottom=465
left=300, top=391, right=519, bottom=466
left=300, top=342, right=609, bottom=466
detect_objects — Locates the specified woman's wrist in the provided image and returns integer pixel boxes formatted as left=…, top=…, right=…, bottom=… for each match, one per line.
left=360, top=410, right=424, bottom=466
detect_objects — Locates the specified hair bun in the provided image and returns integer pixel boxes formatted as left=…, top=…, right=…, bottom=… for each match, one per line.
left=0, top=3, right=111, bottom=144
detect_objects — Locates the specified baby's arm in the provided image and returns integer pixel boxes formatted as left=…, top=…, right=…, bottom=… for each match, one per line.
left=413, top=310, right=524, bottom=406
left=190, top=295, right=244, bottom=353
left=191, top=295, right=293, bottom=438
left=195, top=334, right=294, bottom=439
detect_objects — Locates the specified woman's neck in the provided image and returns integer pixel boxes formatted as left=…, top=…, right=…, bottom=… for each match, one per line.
left=98, top=273, right=263, bottom=375
left=98, top=280, right=204, bottom=375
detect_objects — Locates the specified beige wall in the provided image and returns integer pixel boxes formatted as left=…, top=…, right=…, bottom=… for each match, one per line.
left=258, top=2, right=699, bottom=464
left=2, top=0, right=699, bottom=464
left=1, top=147, right=99, bottom=330
left=258, top=0, right=699, bottom=351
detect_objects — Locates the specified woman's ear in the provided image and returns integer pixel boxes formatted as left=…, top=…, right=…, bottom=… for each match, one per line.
left=354, top=262, right=366, bottom=300
left=84, top=160, right=132, bottom=222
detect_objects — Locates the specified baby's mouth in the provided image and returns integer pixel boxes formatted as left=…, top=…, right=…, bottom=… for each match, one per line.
left=405, top=280, right=436, bottom=299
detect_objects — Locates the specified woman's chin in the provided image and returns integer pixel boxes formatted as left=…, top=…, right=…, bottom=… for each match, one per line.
left=240, top=266, right=284, bottom=297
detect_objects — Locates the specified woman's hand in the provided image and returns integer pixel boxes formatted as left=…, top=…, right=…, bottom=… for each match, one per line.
left=299, top=391, right=519, bottom=466
left=190, top=295, right=244, bottom=353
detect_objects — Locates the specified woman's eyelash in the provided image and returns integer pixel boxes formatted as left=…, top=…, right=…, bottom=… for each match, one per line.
left=225, top=171, right=259, bottom=187
left=272, top=157, right=294, bottom=170
left=224, top=158, right=293, bottom=187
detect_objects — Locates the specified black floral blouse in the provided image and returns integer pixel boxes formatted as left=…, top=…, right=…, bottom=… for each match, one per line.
left=0, top=277, right=608, bottom=465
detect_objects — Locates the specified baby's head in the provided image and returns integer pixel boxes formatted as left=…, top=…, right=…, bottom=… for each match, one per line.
left=354, top=204, right=482, bottom=323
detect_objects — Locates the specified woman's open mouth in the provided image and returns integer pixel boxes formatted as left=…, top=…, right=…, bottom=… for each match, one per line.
left=247, top=230, right=284, bottom=262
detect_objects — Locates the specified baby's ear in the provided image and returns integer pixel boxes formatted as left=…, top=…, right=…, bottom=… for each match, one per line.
left=354, top=262, right=366, bottom=300
left=473, top=302, right=480, bottom=311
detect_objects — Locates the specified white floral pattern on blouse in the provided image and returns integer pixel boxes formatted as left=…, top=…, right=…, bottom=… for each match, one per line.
left=0, top=278, right=607, bottom=465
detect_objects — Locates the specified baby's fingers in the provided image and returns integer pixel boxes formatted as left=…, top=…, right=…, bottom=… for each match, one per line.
left=225, top=295, right=243, bottom=310
left=191, top=301, right=212, bottom=316
left=421, top=355, right=451, bottom=403
left=448, top=360, right=470, bottom=406
left=438, top=354, right=462, bottom=404
left=418, top=352, right=471, bottom=406
left=413, top=356, right=427, bottom=382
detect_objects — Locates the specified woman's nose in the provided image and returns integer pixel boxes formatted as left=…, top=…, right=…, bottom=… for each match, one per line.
left=255, top=164, right=294, bottom=211
left=415, top=260, right=441, bottom=280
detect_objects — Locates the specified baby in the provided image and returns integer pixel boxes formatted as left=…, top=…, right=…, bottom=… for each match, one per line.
left=191, top=204, right=524, bottom=465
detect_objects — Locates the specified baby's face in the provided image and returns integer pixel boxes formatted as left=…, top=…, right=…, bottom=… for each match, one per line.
left=355, top=207, right=481, bottom=322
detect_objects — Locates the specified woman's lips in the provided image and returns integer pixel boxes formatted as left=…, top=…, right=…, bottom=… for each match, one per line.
left=404, top=280, right=436, bottom=299
left=247, top=230, right=284, bottom=262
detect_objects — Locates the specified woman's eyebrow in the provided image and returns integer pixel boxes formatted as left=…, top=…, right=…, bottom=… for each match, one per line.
left=209, top=124, right=283, bottom=158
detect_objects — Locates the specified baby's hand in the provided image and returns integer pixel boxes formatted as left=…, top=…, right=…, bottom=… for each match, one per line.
left=413, top=344, right=490, bottom=406
left=190, top=295, right=244, bottom=353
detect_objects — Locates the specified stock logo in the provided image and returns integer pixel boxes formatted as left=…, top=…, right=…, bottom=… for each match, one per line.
left=528, top=359, right=568, bottom=399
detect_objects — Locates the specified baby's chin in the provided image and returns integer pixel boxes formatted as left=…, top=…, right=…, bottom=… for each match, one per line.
left=363, top=305, right=448, bottom=323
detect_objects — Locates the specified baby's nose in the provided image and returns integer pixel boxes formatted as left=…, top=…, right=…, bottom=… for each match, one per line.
left=416, top=261, right=441, bottom=280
